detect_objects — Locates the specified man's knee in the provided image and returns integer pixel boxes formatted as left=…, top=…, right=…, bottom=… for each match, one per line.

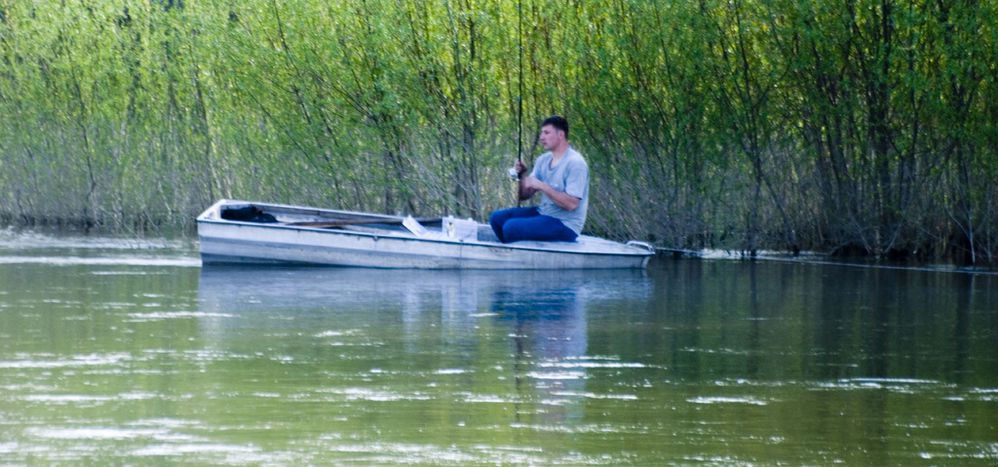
left=489, top=210, right=504, bottom=227
left=490, top=209, right=514, bottom=242
left=501, top=221, right=522, bottom=243
left=489, top=209, right=508, bottom=233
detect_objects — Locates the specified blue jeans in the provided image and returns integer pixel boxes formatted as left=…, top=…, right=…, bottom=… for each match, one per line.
left=489, top=207, right=578, bottom=243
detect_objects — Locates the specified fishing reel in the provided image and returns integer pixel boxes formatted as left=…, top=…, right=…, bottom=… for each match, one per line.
left=507, top=167, right=520, bottom=181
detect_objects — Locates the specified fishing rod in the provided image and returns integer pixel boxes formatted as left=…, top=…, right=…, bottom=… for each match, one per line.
left=509, top=0, right=525, bottom=182
left=509, top=0, right=527, bottom=214
left=517, top=0, right=524, bottom=166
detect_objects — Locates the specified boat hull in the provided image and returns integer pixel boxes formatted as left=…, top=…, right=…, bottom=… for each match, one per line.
left=197, top=200, right=653, bottom=269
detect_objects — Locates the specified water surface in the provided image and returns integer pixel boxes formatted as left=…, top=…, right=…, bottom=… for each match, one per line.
left=0, top=230, right=996, bottom=464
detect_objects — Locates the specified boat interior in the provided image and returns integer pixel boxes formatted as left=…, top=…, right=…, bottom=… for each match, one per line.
left=214, top=202, right=501, bottom=243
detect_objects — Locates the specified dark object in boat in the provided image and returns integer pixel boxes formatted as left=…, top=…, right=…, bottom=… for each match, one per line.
left=220, top=205, right=278, bottom=223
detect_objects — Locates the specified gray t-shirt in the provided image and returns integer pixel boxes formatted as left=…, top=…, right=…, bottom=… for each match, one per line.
left=531, top=147, right=589, bottom=234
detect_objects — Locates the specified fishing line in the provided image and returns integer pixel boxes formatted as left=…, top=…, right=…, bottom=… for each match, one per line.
left=517, top=0, right=523, bottom=165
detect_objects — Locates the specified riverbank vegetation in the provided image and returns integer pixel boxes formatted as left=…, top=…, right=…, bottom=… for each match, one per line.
left=0, top=1, right=995, bottom=264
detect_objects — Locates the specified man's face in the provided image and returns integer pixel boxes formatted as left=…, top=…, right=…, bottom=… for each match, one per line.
left=538, top=124, right=564, bottom=150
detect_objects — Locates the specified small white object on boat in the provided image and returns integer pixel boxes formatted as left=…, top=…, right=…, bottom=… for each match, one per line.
left=196, top=199, right=655, bottom=269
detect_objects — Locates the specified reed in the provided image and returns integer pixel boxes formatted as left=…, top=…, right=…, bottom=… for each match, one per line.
left=0, top=0, right=994, bottom=263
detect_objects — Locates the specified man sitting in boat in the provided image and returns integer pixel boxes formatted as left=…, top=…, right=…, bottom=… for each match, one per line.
left=489, top=115, right=589, bottom=243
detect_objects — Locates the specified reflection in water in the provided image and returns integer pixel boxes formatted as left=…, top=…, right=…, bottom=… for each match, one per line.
left=196, top=266, right=649, bottom=311
left=491, top=280, right=588, bottom=424
left=197, top=267, right=646, bottom=351
left=197, top=267, right=650, bottom=432
left=2, top=247, right=996, bottom=464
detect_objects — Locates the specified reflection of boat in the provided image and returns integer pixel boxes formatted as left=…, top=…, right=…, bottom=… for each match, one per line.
left=196, top=266, right=651, bottom=346
left=196, top=266, right=652, bottom=425
left=196, top=266, right=652, bottom=313
left=197, top=200, right=654, bottom=269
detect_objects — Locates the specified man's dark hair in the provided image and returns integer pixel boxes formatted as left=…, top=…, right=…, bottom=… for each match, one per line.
left=541, top=115, right=569, bottom=138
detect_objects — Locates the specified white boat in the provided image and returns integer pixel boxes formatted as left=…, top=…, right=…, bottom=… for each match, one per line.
left=196, top=199, right=655, bottom=269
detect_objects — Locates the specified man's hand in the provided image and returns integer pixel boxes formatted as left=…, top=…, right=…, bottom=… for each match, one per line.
left=515, top=160, right=528, bottom=176
left=518, top=174, right=539, bottom=200
left=520, top=175, right=542, bottom=192
left=521, top=176, right=580, bottom=211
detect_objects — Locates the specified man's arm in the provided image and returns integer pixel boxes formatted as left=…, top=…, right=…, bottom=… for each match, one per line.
left=521, top=177, right=581, bottom=211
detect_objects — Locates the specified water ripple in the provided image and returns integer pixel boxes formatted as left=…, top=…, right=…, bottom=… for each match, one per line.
left=0, top=353, right=131, bottom=369
left=687, top=396, right=770, bottom=406
left=125, top=311, right=236, bottom=322
left=0, top=256, right=199, bottom=267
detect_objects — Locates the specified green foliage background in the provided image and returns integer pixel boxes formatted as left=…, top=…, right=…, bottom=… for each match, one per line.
left=0, top=0, right=995, bottom=262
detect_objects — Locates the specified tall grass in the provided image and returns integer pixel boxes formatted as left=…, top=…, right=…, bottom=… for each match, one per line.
left=0, top=1, right=995, bottom=263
